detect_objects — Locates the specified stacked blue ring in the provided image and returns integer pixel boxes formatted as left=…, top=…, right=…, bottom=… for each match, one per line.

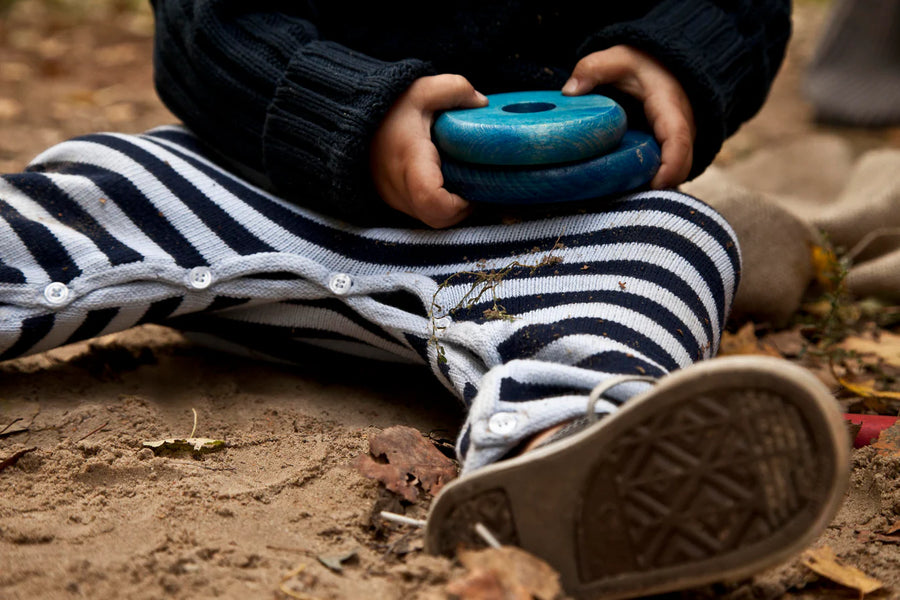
left=434, top=91, right=661, bottom=205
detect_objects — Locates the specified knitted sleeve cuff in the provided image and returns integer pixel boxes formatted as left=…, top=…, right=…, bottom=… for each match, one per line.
left=578, top=1, right=790, bottom=179
left=263, top=41, right=434, bottom=219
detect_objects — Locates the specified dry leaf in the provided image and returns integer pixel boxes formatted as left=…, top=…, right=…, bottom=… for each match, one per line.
left=801, top=546, right=883, bottom=595
left=871, top=421, right=900, bottom=458
left=838, top=331, right=900, bottom=365
left=143, top=438, right=226, bottom=455
left=811, top=245, right=840, bottom=289
left=317, top=548, right=358, bottom=573
left=448, top=546, right=563, bottom=600
left=447, top=567, right=522, bottom=600
left=719, top=322, right=782, bottom=357
left=838, top=377, right=900, bottom=402
left=352, top=426, right=457, bottom=503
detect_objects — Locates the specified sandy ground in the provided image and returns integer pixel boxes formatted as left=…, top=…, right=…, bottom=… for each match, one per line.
left=1, top=1, right=900, bottom=599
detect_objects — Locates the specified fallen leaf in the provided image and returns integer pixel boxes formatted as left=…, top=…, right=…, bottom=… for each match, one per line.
left=838, top=377, right=900, bottom=402
left=886, top=520, right=900, bottom=535
left=838, top=331, right=900, bottom=365
left=142, top=438, right=226, bottom=456
left=447, top=567, right=527, bottom=600
left=801, top=546, right=883, bottom=595
left=811, top=244, right=840, bottom=289
left=719, top=322, right=782, bottom=357
left=871, top=421, right=900, bottom=458
left=317, top=548, right=358, bottom=573
left=352, top=426, right=457, bottom=503
left=447, top=546, right=563, bottom=600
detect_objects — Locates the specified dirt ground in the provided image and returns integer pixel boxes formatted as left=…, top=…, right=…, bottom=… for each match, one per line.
left=1, top=1, right=900, bottom=599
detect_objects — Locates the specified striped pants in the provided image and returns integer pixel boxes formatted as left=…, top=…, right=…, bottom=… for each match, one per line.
left=0, top=127, right=740, bottom=471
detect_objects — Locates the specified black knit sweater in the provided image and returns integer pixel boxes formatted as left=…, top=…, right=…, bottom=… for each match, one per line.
left=150, top=0, right=791, bottom=224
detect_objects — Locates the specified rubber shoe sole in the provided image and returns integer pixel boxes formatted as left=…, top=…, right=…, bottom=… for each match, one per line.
left=425, top=356, right=850, bottom=599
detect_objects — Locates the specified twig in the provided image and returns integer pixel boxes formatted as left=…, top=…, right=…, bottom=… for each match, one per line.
left=428, top=236, right=565, bottom=362
left=0, top=417, right=28, bottom=439
left=0, top=447, right=37, bottom=474
left=267, top=545, right=309, bottom=554
left=379, top=511, right=426, bottom=528
left=1, top=417, right=22, bottom=434
left=0, top=428, right=28, bottom=440
left=76, top=420, right=109, bottom=443
left=474, top=523, right=502, bottom=549
left=190, top=408, right=198, bottom=439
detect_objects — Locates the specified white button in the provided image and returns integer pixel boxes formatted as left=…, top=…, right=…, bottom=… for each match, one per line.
left=488, top=412, right=519, bottom=435
left=328, top=273, right=353, bottom=295
left=188, top=267, right=213, bottom=289
left=44, top=282, right=70, bottom=305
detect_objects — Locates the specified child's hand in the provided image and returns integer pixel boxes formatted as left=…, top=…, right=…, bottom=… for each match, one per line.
left=370, top=75, right=488, bottom=228
left=563, top=45, right=696, bottom=189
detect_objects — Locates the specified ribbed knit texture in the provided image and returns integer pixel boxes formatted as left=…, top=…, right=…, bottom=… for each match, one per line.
left=0, top=127, right=739, bottom=471
left=580, top=0, right=792, bottom=179
left=151, top=0, right=790, bottom=222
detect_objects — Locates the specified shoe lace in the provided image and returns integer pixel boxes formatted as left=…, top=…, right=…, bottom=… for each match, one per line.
left=586, top=374, right=657, bottom=421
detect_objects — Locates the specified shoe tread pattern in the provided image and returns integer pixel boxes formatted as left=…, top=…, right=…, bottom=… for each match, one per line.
left=576, top=388, right=823, bottom=583
left=430, top=488, right=519, bottom=555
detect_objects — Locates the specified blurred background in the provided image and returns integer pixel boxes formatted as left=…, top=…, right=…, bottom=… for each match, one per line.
left=0, top=0, right=898, bottom=175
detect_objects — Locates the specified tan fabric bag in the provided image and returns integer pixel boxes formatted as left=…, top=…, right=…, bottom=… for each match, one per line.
left=683, top=137, right=900, bottom=325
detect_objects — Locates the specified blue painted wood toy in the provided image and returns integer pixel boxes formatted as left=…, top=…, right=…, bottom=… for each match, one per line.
left=434, top=91, right=661, bottom=205
left=433, top=91, right=626, bottom=166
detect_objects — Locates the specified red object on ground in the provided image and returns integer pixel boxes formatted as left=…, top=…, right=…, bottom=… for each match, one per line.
left=843, top=413, right=900, bottom=448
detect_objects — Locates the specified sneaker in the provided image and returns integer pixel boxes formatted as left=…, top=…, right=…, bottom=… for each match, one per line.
left=424, top=356, right=850, bottom=599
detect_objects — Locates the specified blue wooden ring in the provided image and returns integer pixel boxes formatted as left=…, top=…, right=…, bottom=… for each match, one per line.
left=433, top=91, right=627, bottom=166
left=440, top=131, right=661, bottom=205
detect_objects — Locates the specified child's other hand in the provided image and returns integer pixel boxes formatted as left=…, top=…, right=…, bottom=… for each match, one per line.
left=563, top=45, right=696, bottom=189
left=370, top=75, right=488, bottom=228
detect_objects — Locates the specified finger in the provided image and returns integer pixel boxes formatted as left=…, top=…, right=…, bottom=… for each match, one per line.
left=562, top=47, right=637, bottom=96
left=405, top=150, right=471, bottom=228
left=643, top=91, right=695, bottom=188
left=413, top=74, right=489, bottom=113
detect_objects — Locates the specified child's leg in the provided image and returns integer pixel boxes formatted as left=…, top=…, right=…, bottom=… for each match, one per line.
left=0, top=127, right=737, bottom=469
left=1, top=128, right=848, bottom=597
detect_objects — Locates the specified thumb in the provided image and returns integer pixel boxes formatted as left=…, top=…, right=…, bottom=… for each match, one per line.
left=562, top=48, right=635, bottom=96
left=416, top=74, right=489, bottom=112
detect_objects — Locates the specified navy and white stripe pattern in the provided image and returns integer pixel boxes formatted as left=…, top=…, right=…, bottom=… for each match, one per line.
left=0, top=126, right=740, bottom=472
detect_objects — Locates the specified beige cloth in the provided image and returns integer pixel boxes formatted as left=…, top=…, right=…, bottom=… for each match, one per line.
left=682, top=135, right=900, bottom=326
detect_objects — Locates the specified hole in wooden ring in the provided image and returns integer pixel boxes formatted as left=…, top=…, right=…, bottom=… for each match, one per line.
left=501, top=102, right=556, bottom=114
